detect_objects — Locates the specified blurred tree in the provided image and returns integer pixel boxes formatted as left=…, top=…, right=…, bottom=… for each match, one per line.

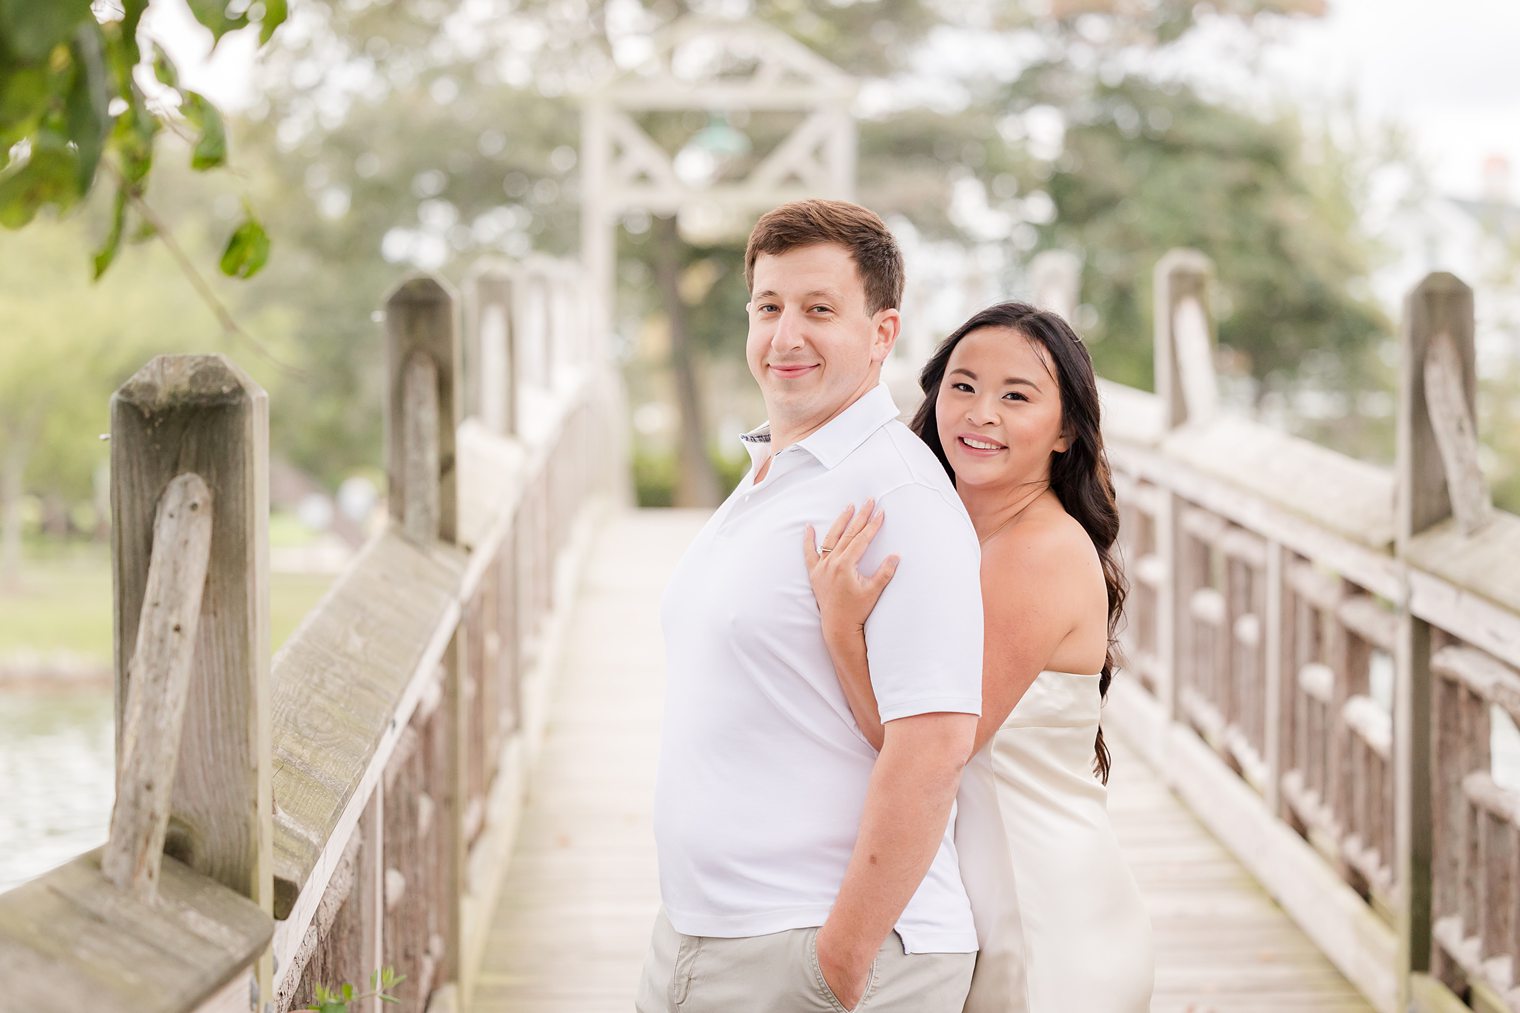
left=223, top=2, right=587, bottom=481
left=216, top=0, right=1391, bottom=501
left=960, top=0, right=1388, bottom=398
left=1034, top=75, right=1389, bottom=396
left=229, top=0, right=967, bottom=500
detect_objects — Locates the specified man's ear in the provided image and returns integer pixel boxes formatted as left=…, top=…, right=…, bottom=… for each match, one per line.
left=872, top=307, right=902, bottom=364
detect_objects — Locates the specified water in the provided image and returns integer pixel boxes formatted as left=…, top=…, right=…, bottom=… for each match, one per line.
left=0, top=688, right=114, bottom=893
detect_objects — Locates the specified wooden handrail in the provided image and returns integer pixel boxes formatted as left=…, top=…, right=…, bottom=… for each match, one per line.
left=0, top=256, right=616, bottom=1012
left=1105, top=261, right=1520, bottom=1013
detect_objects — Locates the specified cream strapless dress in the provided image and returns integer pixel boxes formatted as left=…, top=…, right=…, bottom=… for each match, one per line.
left=956, top=671, right=1155, bottom=1013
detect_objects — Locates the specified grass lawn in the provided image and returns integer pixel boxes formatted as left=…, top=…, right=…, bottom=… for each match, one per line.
left=0, top=546, right=336, bottom=663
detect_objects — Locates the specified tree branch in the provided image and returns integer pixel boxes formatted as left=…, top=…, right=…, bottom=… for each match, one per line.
left=102, top=158, right=307, bottom=380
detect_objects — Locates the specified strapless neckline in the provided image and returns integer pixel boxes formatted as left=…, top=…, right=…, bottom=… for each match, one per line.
left=1004, top=670, right=1103, bottom=729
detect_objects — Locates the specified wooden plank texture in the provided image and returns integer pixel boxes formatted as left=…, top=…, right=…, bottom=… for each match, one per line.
left=0, top=848, right=271, bottom=1012
left=1160, top=415, right=1395, bottom=552
left=269, top=529, right=465, bottom=919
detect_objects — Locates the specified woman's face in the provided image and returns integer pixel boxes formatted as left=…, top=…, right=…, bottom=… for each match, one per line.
left=935, top=326, right=1069, bottom=492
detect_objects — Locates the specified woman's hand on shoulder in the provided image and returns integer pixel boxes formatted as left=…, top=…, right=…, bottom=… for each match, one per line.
left=804, top=500, right=900, bottom=640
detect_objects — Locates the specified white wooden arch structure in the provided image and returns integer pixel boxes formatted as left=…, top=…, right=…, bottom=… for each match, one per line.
left=579, top=17, right=859, bottom=346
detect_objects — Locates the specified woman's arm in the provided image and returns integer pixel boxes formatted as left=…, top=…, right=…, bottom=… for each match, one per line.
left=822, top=621, right=885, bottom=750
left=806, top=502, right=896, bottom=751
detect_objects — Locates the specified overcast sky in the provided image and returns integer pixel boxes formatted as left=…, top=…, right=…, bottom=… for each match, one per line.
left=1257, top=0, right=1519, bottom=200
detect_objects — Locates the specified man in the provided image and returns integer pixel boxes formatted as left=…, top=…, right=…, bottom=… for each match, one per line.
left=638, top=199, right=984, bottom=1011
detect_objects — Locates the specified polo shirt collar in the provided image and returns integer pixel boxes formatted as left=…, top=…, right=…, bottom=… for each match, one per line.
left=738, top=383, right=900, bottom=470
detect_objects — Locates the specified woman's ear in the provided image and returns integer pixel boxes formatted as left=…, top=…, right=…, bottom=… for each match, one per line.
left=1054, top=428, right=1071, bottom=454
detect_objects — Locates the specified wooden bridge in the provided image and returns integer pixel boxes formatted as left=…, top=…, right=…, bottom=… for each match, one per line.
left=0, top=251, right=1516, bottom=1013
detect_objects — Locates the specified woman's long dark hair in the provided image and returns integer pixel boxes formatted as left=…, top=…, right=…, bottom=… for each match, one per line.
left=909, top=301, right=1128, bottom=783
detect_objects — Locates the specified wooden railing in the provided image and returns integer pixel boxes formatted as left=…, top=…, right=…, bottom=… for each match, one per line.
left=1103, top=255, right=1520, bottom=1013
left=0, top=255, right=625, bottom=1012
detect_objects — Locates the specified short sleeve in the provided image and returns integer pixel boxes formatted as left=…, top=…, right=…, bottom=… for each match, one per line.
left=858, top=482, right=983, bottom=722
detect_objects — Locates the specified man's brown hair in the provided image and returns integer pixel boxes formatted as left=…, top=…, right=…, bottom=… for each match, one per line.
left=744, top=199, right=904, bottom=315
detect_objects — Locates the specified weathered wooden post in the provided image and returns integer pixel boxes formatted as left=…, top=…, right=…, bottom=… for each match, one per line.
left=380, top=272, right=462, bottom=1003
left=110, top=353, right=273, bottom=1007
left=511, top=259, right=551, bottom=398
left=386, top=276, right=461, bottom=545
left=1154, top=248, right=1218, bottom=431
left=1153, top=249, right=1216, bottom=730
left=464, top=261, right=519, bottom=438
left=546, top=263, right=568, bottom=390
left=1394, top=272, right=1477, bottom=1008
left=509, top=259, right=553, bottom=644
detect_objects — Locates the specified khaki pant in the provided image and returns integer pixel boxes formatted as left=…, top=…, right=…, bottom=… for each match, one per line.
left=636, top=909, right=975, bottom=1013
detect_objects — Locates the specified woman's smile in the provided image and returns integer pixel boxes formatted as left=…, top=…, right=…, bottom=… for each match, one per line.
left=955, top=433, right=1007, bottom=455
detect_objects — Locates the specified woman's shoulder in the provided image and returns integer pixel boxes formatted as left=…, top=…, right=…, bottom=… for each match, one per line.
left=981, top=502, right=1102, bottom=596
left=979, top=502, right=1107, bottom=661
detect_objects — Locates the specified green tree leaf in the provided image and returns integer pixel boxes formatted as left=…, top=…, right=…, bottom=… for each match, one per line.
left=0, top=63, right=48, bottom=147
left=91, top=182, right=128, bottom=278
left=260, top=0, right=288, bottom=45
left=110, top=97, right=158, bottom=184
left=118, top=0, right=149, bottom=67
left=0, top=0, right=93, bottom=62
left=99, top=18, right=136, bottom=95
left=0, top=131, right=83, bottom=227
left=65, top=24, right=110, bottom=189
left=183, top=91, right=227, bottom=170
left=219, top=215, right=269, bottom=278
left=341, top=983, right=354, bottom=1002
left=186, top=1, right=250, bottom=47
left=128, top=214, right=156, bottom=243
left=151, top=41, right=179, bottom=89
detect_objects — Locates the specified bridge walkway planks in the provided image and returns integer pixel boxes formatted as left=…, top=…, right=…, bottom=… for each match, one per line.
left=472, top=509, right=1371, bottom=1013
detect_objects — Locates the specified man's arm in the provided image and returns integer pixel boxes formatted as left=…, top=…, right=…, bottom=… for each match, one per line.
left=814, top=711, right=977, bottom=1006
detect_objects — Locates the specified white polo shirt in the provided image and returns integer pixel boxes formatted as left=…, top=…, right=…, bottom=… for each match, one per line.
left=653, top=382, right=984, bottom=954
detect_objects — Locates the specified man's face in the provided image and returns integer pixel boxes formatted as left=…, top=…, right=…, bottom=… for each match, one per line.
left=745, top=243, right=899, bottom=436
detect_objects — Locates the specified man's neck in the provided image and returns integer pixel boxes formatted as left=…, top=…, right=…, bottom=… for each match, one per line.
left=765, top=376, right=880, bottom=456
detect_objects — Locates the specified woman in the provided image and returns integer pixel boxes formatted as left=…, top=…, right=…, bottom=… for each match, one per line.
left=803, top=302, right=1154, bottom=1012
